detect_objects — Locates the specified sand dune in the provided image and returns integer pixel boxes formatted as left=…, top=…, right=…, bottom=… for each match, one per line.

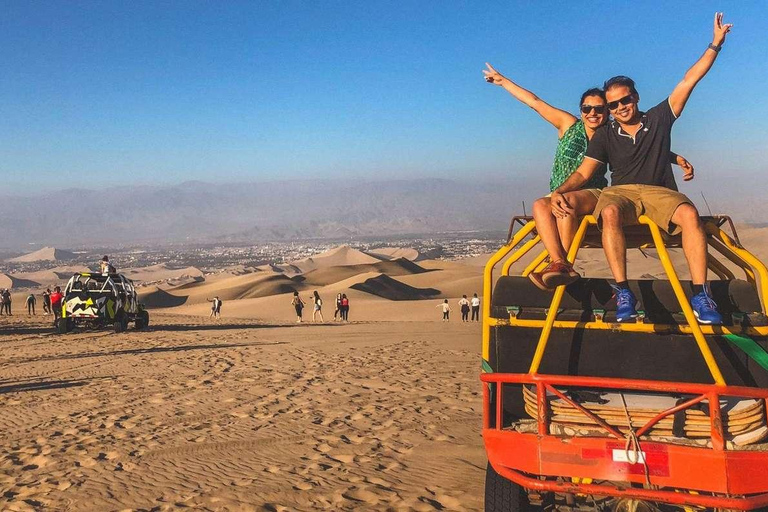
left=121, top=264, right=205, bottom=284
left=0, top=273, right=40, bottom=289
left=6, top=246, right=77, bottom=263
left=290, top=245, right=382, bottom=272
left=294, top=258, right=429, bottom=287
left=138, top=286, right=189, bottom=308
left=350, top=273, right=440, bottom=301
left=366, top=247, right=421, bottom=261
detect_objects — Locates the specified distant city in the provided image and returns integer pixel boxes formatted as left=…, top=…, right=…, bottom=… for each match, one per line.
left=0, top=231, right=506, bottom=277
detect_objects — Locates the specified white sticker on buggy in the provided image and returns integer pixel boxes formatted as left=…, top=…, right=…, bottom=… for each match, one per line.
left=612, top=449, right=647, bottom=464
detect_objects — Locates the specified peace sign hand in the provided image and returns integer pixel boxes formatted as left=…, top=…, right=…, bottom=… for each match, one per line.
left=712, top=12, right=732, bottom=47
left=483, top=63, right=505, bottom=85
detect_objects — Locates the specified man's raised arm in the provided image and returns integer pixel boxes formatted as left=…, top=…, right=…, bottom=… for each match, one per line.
left=669, top=12, right=732, bottom=117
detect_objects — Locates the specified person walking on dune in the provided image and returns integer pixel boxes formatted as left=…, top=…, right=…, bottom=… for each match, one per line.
left=291, top=291, right=306, bottom=323
left=26, top=293, right=36, bottom=315
left=334, top=293, right=342, bottom=321
left=437, top=299, right=451, bottom=322
left=312, top=291, right=324, bottom=323
left=471, top=293, right=481, bottom=322
left=458, top=295, right=470, bottom=322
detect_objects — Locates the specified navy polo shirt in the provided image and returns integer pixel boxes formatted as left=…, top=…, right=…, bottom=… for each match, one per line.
left=585, top=98, right=678, bottom=191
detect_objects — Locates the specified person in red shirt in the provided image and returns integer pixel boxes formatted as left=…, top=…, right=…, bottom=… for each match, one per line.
left=50, top=286, right=64, bottom=320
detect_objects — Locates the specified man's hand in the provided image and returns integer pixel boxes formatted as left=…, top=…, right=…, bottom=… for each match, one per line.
left=677, top=155, right=695, bottom=181
left=550, top=191, right=574, bottom=219
left=483, top=63, right=505, bottom=85
left=712, top=12, right=733, bottom=47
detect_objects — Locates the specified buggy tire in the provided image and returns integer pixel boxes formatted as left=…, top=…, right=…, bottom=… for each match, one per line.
left=135, top=310, right=149, bottom=330
left=55, top=318, right=69, bottom=334
left=485, top=462, right=531, bottom=512
left=114, top=315, right=127, bottom=333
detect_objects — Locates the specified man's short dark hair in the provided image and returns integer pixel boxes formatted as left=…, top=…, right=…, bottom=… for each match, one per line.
left=603, top=76, right=638, bottom=95
left=580, top=87, right=605, bottom=106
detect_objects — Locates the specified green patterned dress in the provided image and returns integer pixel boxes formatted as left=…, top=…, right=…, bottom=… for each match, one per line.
left=549, top=120, right=608, bottom=192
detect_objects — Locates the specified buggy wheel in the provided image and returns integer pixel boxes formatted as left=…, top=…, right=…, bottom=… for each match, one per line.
left=485, top=462, right=532, bottom=512
left=135, top=310, right=149, bottom=330
left=55, top=318, right=69, bottom=334
left=114, top=315, right=127, bottom=333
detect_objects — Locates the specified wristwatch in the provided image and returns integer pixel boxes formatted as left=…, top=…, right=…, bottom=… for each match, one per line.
left=708, top=43, right=721, bottom=53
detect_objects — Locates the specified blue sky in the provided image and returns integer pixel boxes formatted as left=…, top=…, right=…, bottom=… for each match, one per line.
left=1, top=1, right=766, bottom=194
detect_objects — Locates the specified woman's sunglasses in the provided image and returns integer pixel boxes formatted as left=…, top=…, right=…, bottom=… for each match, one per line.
left=607, top=94, right=635, bottom=111
left=581, top=104, right=607, bottom=114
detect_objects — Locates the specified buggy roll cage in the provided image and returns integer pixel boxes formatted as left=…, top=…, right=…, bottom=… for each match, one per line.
left=482, top=215, right=768, bottom=509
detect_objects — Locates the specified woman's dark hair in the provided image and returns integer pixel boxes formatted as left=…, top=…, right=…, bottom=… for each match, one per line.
left=580, top=87, right=605, bottom=106
left=293, top=291, right=298, bottom=296
left=313, top=291, right=320, bottom=299
left=603, top=75, right=638, bottom=96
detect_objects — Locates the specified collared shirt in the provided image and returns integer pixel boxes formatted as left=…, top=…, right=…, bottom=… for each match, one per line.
left=585, top=98, right=678, bottom=190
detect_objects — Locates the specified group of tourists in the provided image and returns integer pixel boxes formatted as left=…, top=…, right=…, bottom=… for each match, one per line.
left=290, top=291, right=349, bottom=323
left=438, top=293, right=481, bottom=322
left=485, top=13, right=732, bottom=325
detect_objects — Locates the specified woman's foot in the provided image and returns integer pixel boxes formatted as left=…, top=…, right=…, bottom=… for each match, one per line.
left=528, top=260, right=580, bottom=291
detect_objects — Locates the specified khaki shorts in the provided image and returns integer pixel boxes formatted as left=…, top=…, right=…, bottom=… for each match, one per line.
left=544, top=188, right=602, bottom=199
left=593, top=184, right=693, bottom=235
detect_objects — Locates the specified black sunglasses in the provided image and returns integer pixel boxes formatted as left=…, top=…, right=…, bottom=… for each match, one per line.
left=607, top=94, right=635, bottom=111
left=581, top=104, right=607, bottom=114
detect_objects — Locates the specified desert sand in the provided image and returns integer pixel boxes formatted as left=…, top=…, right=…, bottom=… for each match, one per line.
left=3, top=227, right=768, bottom=511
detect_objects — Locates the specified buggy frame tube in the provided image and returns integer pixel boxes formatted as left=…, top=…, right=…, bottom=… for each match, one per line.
left=483, top=220, right=537, bottom=362
left=528, top=215, right=592, bottom=374
left=639, top=216, right=725, bottom=385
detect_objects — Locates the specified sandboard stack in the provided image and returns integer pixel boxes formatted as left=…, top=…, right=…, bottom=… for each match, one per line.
left=522, top=386, right=768, bottom=446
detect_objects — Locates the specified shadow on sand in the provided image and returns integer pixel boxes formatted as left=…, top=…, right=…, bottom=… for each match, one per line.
left=0, top=378, right=90, bottom=395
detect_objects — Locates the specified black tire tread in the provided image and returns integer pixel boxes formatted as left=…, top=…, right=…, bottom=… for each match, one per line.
left=484, top=462, right=529, bottom=512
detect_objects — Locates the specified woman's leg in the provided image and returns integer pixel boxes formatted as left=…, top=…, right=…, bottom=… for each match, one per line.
left=556, top=190, right=600, bottom=252
left=532, top=197, right=568, bottom=263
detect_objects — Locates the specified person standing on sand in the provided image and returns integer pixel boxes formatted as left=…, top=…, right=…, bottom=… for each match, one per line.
left=471, top=293, right=481, bottom=322
left=50, top=286, right=63, bottom=321
left=26, top=293, right=36, bottom=315
left=0, top=290, right=5, bottom=316
left=312, top=291, right=324, bottom=323
left=458, top=295, right=470, bottom=322
left=2, top=289, right=11, bottom=315
left=291, top=291, right=306, bottom=323
left=207, top=297, right=222, bottom=319
left=334, top=293, right=342, bottom=321
left=437, top=299, right=451, bottom=322
left=340, top=294, right=349, bottom=322
left=42, top=288, right=51, bottom=315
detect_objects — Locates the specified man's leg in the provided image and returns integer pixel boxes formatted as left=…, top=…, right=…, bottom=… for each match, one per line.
left=669, top=203, right=722, bottom=324
left=600, top=205, right=628, bottom=283
left=670, top=204, right=707, bottom=285
left=597, top=193, right=640, bottom=323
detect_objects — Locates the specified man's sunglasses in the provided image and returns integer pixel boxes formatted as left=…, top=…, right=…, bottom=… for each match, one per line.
left=581, top=104, right=607, bottom=114
left=607, top=94, right=635, bottom=111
